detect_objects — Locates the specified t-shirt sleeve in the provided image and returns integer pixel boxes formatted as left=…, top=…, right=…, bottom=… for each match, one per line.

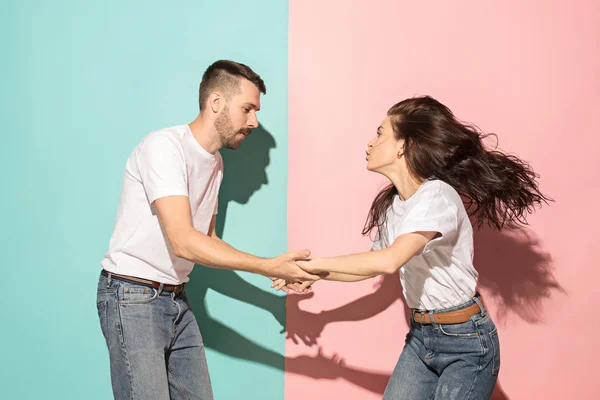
left=136, top=136, right=188, bottom=204
left=394, top=186, right=458, bottom=251
left=371, top=224, right=388, bottom=251
left=371, top=234, right=383, bottom=251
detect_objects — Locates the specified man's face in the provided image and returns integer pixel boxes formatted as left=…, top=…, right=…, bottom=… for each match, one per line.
left=215, top=78, right=261, bottom=150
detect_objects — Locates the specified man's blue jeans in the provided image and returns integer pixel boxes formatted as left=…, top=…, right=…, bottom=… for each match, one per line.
left=97, top=272, right=214, bottom=400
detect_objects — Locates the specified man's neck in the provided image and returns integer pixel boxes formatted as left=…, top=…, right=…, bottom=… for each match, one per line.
left=188, top=113, right=221, bottom=154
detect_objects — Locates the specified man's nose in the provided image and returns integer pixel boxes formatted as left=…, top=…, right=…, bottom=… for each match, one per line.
left=248, top=113, right=258, bottom=129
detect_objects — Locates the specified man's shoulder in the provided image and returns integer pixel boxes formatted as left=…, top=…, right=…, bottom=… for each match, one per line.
left=143, top=125, right=186, bottom=143
left=136, top=125, right=187, bottom=152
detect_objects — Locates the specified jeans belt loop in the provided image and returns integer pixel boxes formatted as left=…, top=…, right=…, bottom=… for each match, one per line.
left=472, top=295, right=486, bottom=317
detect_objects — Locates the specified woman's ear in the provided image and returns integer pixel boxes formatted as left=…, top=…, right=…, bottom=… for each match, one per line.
left=395, top=139, right=405, bottom=159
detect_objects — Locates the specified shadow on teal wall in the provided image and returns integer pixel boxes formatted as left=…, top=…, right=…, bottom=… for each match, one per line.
left=187, top=126, right=345, bottom=384
left=1, top=1, right=290, bottom=399
left=188, top=127, right=287, bottom=371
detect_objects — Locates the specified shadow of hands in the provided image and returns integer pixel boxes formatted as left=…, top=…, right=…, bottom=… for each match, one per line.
left=287, top=347, right=345, bottom=379
left=284, top=291, right=327, bottom=346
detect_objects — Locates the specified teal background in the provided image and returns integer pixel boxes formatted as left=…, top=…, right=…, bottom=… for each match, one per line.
left=1, top=1, right=289, bottom=399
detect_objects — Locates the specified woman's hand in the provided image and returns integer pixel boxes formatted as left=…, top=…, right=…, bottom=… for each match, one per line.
left=297, top=258, right=326, bottom=274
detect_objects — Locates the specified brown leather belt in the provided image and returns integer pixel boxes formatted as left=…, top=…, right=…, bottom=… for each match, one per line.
left=101, top=269, right=185, bottom=294
left=412, top=302, right=481, bottom=325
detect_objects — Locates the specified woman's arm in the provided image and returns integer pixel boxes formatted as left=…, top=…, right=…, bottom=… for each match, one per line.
left=322, top=272, right=378, bottom=282
left=298, top=231, right=438, bottom=276
left=270, top=271, right=375, bottom=292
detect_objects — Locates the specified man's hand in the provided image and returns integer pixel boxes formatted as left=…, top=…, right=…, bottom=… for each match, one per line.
left=269, top=257, right=330, bottom=292
left=267, top=250, right=323, bottom=282
left=268, top=277, right=304, bottom=293
left=271, top=277, right=315, bottom=293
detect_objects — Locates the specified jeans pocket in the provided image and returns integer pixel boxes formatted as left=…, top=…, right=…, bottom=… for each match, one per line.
left=119, top=286, right=158, bottom=305
left=438, top=320, right=479, bottom=338
left=489, top=326, right=501, bottom=375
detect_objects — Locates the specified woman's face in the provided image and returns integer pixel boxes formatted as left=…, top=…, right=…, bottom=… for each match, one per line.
left=366, top=116, right=405, bottom=174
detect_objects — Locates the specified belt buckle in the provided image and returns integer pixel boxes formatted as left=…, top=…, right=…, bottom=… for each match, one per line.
left=174, top=283, right=184, bottom=294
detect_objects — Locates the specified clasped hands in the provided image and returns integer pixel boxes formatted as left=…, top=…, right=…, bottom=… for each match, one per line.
left=268, top=249, right=328, bottom=294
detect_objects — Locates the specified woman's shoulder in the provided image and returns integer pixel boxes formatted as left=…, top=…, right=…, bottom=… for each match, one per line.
left=417, top=179, right=462, bottom=206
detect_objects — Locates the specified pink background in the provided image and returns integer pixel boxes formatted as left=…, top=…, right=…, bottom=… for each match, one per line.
left=287, top=1, right=600, bottom=399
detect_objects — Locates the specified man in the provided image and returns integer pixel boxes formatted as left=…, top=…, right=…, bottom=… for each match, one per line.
left=97, top=60, right=321, bottom=400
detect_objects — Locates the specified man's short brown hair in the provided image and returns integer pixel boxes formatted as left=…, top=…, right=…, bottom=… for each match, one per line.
left=198, top=60, right=266, bottom=110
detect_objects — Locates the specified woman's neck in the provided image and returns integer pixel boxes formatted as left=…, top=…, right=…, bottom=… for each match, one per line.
left=388, top=170, right=423, bottom=201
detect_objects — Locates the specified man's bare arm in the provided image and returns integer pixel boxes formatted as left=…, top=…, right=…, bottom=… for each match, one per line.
left=154, top=196, right=321, bottom=282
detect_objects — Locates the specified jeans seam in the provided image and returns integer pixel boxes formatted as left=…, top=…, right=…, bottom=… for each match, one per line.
left=115, top=297, right=135, bottom=400
left=167, top=360, right=190, bottom=400
left=461, top=333, right=485, bottom=400
left=489, top=327, right=500, bottom=375
left=169, top=296, right=182, bottom=348
left=463, top=367, right=480, bottom=400
left=167, top=297, right=190, bottom=400
left=96, top=300, right=108, bottom=341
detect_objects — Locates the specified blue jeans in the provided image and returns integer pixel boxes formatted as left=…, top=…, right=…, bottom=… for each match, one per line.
left=96, top=272, right=214, bottom=400
left=383, top=296, right=500, bottom=400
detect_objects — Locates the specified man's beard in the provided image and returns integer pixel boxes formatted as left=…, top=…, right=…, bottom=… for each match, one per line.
left=215, top=106, right=252, bottom=150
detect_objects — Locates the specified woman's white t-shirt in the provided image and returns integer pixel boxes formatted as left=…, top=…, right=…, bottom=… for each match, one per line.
left=372, top=180, right=478, bottom=310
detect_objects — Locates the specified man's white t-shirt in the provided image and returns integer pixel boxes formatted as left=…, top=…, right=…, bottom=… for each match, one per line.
left=372, top=180, right=478, bottom=310
left=101, top=124, right=223, bottom=284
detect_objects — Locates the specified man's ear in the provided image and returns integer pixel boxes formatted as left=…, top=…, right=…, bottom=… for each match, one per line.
left=208, top=91, right=224, bottom=113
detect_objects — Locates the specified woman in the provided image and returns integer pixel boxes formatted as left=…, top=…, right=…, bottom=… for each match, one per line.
left=274, top=95, right=549, bottom=399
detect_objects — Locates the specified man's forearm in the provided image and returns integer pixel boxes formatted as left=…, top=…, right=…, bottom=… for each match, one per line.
left=174, top=229, right=274, bottom=276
